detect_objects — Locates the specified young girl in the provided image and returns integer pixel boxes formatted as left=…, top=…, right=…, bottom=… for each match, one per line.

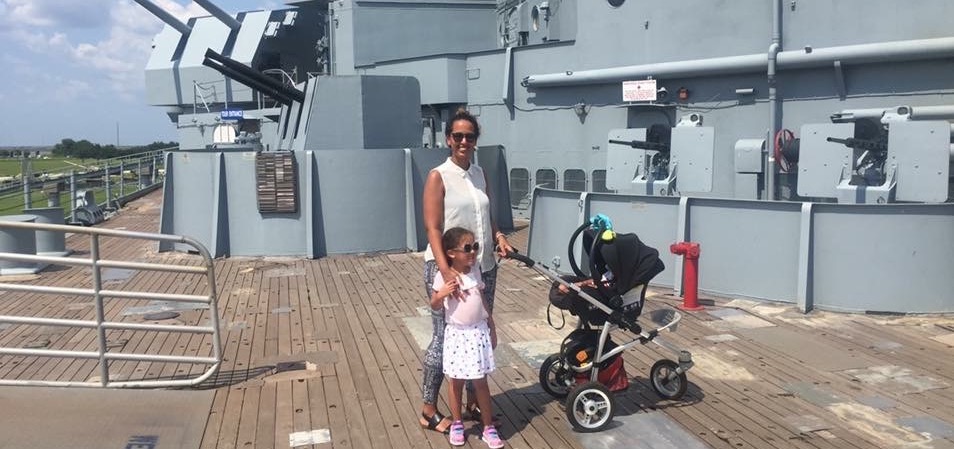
left=431, top=227, right=505, bottom=448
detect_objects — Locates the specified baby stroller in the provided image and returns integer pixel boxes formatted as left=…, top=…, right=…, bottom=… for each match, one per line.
left=506, top=215, right=694, bottom=432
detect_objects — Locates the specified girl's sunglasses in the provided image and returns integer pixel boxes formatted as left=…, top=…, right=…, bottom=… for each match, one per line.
left=450, top=132, right=477, bottom=143
left=452, top=242, right=480, bottom=253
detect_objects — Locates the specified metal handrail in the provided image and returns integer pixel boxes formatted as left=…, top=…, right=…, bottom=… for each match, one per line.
left=0, top=221, right=221, bottom=388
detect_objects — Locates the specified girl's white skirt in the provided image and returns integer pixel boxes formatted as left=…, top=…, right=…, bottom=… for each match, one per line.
left=443, top=321, right=495, bottom=379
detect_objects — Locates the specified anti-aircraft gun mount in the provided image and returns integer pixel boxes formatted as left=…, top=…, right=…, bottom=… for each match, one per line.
left=606, top=113, right=714, bottom=196
left=797, top=105, right=953, bottom=204
left=134, top=0, right=328, bottom=151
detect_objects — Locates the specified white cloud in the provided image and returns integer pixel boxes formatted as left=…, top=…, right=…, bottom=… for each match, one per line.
left=1, top=1, right=211, bottom=99
left=52, top=79, right=93, bottom=102
left=3, top=0, right=113, bottom=28
left=0, top=0, right=275, bottom=144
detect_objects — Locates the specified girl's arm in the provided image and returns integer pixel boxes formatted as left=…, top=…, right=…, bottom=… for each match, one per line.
left=431, top=275, right=459, bottom=310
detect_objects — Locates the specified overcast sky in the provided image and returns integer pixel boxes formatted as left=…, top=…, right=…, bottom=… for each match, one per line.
left=0, top=0, right=276, bottom=146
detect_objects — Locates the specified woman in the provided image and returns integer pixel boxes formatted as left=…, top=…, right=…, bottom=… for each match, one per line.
left=419, top=108, right=513, bottom=433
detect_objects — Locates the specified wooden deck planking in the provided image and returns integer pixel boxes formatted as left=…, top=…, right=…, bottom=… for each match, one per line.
left=2, top=190, right=954, bottom=449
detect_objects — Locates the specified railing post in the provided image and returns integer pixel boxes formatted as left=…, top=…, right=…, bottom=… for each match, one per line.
left=22, top=158, right=32, bottom=210
left=137, top=159, right=143, bottom=190
left=104, top=162, right=112, bottom=209
left=69, top=170, right=77, bottom=224
left=119, top=161, right=125, bottom=198
left=89, top=234, right=110, bottom=387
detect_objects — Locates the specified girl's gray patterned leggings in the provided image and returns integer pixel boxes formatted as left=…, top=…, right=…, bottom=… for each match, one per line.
left=421, top=260, right=498, bottom=405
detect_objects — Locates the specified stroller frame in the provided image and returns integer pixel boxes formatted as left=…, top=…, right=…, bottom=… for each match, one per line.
left=507, top=217, right=694, bottom=432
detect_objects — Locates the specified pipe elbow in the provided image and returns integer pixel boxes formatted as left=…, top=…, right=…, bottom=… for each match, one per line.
left=767, top=43, right=781, bottom=77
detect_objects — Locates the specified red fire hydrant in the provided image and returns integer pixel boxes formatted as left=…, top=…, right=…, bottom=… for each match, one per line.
left=670, top=242, right=703, bottom=311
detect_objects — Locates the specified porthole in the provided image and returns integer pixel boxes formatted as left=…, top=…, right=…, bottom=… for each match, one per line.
left=510, top=168, right=530, bottom=207
left=608, top=0, right=625, bottom=7
left=564, top=169, right=586, bottom=192
left=592, top=170, right=611, bottom=193
left=536, top=169, right=557, bottom=190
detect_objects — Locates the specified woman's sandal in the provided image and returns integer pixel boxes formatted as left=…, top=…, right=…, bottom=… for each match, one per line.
left=420, top=411, right=452, bottom=434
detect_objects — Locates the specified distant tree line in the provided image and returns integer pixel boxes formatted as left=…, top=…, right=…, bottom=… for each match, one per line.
left=47, top=139, right=178, bottom=159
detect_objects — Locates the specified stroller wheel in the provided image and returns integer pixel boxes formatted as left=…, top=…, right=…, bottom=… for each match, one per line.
left=540, top=354, right=573, bottom=399
left=565, top=381, right=615, bottom=432
left=650, top=359, right=688, bottom=400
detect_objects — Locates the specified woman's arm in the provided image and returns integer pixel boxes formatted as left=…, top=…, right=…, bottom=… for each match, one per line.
left=423, top=170, right=456, bottom=283
left=482, top=171, right=514, bottom=257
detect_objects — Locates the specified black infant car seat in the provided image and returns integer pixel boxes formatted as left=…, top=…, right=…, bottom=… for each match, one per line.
left=548, top=228, right=664, bottom=329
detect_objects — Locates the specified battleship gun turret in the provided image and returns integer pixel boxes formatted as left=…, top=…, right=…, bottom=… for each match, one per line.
left=201, top=49, right=305, bottom=107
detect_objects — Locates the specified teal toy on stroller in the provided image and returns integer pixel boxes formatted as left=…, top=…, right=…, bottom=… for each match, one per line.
left=505, top=215, right=694, bottom=432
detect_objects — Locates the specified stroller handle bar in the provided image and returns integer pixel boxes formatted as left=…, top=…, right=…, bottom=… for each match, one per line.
left=504, top=250, right=535, bottom=268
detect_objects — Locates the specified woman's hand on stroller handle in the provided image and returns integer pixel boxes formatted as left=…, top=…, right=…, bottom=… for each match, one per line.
left=503, top=249, right=535, bottom=267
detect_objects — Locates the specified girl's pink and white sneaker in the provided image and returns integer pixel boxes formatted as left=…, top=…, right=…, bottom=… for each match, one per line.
left=481, top=425, right=505, bottom=449
left=448, top=420, right=466, bottom=446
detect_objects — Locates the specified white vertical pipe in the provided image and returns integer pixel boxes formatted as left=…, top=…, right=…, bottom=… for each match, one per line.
left=766, top=0, right=782, bottom=201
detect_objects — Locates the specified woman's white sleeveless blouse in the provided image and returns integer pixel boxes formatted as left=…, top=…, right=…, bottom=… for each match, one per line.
left=424, top=158, right=495, bottom=271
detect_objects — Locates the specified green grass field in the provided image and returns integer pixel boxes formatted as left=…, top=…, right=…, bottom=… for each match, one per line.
left=0, top=157, right=106, bottom=178
left=0, top=180, right=141, bottom=219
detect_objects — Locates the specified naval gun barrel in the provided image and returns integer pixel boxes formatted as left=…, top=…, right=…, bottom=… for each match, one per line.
left=608, top=139, right=671, bottom=152
left=132, top=0, right=192, bottom=36
left=826, top=136, right=888, bottom=153
left=194, top=0, right=241, bottom=31
left=202, top=49, right=306, bottom=106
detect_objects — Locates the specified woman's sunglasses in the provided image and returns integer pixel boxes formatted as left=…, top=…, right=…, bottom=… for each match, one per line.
left=452, top=242, right=480, bottom=253
left=450, top=132, right=477, bottom=143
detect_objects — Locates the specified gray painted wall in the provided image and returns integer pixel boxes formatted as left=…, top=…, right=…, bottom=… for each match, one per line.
left=353, top=0, right=954, bottom=208
left=159, top=146, right=512, bottom=258
left=304, top=76, right=423, bottom=150
left=344, top=0, right=497, bottom=68
left=528, top=188, right=954, bottom=314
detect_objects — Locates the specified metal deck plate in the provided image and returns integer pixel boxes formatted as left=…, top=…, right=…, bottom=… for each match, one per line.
left=782, top=382, right=844, bottom=407
left=402, top=316, right=432, bottom=350
left=508, top=339, right=564, bottom=369
left=575, top=410, right=709, bottom=449
left=737, top=327, right=876, bottom=371
left=0, top=386, right=213, bottom=449
left=841, top=365, right=948, bottom=394
left=855, top=395, right=899, bottom=410
left=896, top=416, right=954, bottom=439
left=706, top=307, right=775, bottom=330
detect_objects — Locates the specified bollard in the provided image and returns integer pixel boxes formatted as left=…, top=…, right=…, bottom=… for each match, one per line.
left=670, top=241, right=703, bottom=311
